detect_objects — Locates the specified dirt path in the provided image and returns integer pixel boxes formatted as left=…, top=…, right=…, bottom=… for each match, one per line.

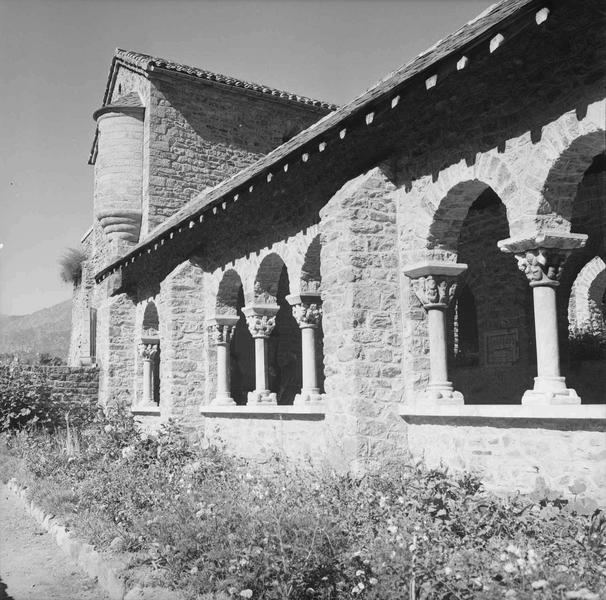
left=0, top=485, right=110, bottom=600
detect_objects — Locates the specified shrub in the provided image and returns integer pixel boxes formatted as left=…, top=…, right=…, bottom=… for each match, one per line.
left=59, top=247, right=86, bottom=286
left=3, top=417, right=605, bottom=600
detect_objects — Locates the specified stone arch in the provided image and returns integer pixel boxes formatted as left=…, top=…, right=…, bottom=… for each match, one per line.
left=428, top=180, right=493, bottom=254
left=142, top=301, right=159, bottom=337
left=569, top=256, right=606, bottom=334
left=216, top=269, right=243, bottom=316
left=139, top=300, right=160, bottom=406
left=524, top=103, right=605, bottom=230
left=540, top=133, right=605, bottom=226
left=404, top=153, right=519, bottom=259
left=254, top=252, right=286, bottom=304
left=299, top=234, right=321, bottom=294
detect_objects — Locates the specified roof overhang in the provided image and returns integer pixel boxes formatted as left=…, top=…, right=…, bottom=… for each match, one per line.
left=95, top=0, right=556, bottom=285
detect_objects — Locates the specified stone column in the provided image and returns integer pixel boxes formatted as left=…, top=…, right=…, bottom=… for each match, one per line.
left=403, top=262, right=468, bottom=405
left=498, top=233, right=587, bottom=405
left=242, top=304, right=279, bottom=404
left=138, top=339, right=159, bottom=406
left=208, top=315, right=240, bottom=405
left=286, top=294, right=323, bottom=405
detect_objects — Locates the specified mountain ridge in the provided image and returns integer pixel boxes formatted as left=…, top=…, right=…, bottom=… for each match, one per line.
left=0, top=300, right=72, bottom=360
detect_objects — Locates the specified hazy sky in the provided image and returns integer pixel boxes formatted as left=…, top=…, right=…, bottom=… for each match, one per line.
left=0, top=0, right=492, bottom=316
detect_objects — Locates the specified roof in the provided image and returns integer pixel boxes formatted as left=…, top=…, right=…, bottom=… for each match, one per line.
left=110, top=49, right=338, bottom=111
left=89, top=49, right=338, bottom=164
left=96, top=0, right=546, bottom=283
left=92, top=91, right=143, bottom=121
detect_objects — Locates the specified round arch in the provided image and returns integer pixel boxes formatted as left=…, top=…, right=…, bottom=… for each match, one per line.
left=216, top=269, right=243, bottom=316
left=254, top=252, right=286, bottom=304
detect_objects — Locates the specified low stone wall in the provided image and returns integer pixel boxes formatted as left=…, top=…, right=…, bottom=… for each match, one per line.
left=20, top=365, right=99, bottom=405
left=404, top=416, right=606, bottom=510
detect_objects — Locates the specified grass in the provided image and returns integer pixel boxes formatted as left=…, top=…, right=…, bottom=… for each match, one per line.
left=1, top=413, right=604, bottom=600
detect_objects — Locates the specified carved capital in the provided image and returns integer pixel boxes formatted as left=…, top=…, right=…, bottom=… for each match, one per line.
left=498, top=233, right=587, bottom=287
left=403, top=262, right=467, bottom=308
left=410, top=275, right=459, bottom=308
left=514, top=248, right=572, bottom=285
left=138, top=342, right=159, bottom=360
left=242, top=305, right=279, bottom=338
left=207, top=315, right=240, bottom=345
left=208, top=323, right=237, bottom=345
left=286, top=294, right=322, bottom=328
left=245, top=314, right=276, bottom=338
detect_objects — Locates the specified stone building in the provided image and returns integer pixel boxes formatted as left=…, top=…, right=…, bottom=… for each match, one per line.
left=70, top=0, right=606, bottom=506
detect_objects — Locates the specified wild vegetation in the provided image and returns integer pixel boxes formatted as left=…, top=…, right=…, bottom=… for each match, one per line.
left=1, top=398, right=604, bottom=600
left=58, top=247, right=86, bottom=286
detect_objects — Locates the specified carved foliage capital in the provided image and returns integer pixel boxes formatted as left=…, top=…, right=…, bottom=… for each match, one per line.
left=138, top=342, right=159, bottom=360
left=246, top=314, right=276, bottom=338
left=208, top=323, right=237, bottom=345
left=515, top=248, right=571, bottom=285
left=410, top=275, right=458, bottom=308
left=291, top=302, right=322, bottom=327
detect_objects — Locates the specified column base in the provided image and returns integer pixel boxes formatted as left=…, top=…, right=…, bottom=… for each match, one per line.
left=294, top=389, right=324, bottom=405
left=211, top=395, right=236, bottom=406
left=522, top=377, right=580, bottom=405
left=247, top=390, right=277, bottom=405
left=425, top=382, right=464, bottom=405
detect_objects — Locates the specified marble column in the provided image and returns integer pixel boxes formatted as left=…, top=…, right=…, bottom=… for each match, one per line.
left=286, top=294, right=323, bottom=405
left=498, top=232, right=587, bottom=405
left=242, top=304, right=279, bottom=404
left=208, top=315, right=240, bottom=405
left=403, top=261, right=468, bottom=405
left=138, top=339, right=159, bottom=406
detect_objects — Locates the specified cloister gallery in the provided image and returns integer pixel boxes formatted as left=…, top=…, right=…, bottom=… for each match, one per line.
left=69, top=0, right=606, bottom=505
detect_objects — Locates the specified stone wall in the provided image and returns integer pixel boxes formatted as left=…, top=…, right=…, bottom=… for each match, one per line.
left=96, top=287, right=136, bottom=409
left=318, top=167, right=407, bottom=470
left=19, top=364, right=99, bottom=406
left=405, top=418, right=606, bottom=510
left=146, top=71, right=330, bottom=232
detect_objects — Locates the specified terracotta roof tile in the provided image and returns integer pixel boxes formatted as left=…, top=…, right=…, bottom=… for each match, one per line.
left=114, top=49, right=338, bottom=111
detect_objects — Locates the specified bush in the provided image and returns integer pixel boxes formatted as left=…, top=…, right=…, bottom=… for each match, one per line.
left=59, top=247, right=86, bottom=285
left=568, top=329, right=606, bottom=362
left=3, top=413, right=604, bottom=600
left=0, top=364, right=95, bottom=431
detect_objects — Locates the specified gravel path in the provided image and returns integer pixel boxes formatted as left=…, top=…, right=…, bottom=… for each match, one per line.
left=0, top=485, right=110, bottom=600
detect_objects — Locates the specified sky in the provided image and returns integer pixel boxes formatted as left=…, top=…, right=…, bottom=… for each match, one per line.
left=0, top=0, right=493, bottom=316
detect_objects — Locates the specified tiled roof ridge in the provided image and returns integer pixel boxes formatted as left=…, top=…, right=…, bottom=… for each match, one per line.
left=113, top=48, right=339, bottom=111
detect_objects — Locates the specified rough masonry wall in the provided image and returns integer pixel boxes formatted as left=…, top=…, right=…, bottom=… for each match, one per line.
left=155, top=262, right=206, bottom=428
left=19, top=364, right=99, bottom=407
left=96, top=286, right=136, bottom=409
left=319, top=167, right=406, bottom=470
left=146, top=72, right=330, bottom=231
left=406, top=420, right=606, bottom=510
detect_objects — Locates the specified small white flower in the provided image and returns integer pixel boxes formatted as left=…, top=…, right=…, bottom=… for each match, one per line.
left=240, top=590, right=253, bottom=599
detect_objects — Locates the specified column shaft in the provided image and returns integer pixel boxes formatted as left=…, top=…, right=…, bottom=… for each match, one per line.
left=216, top=342, right=230, bottom=398
left=532, top=284, right=561, bottom=379
left=301, top=326, right=319, bottom=392
left=427, top=307, right=449, bottom=384
left=142, top=358, right=152, bottom=404
left=254, top=337, right=268, bottom=392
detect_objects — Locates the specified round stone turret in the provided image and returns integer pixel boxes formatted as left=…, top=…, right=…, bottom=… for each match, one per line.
left=93, top=92, right=144, bottom=256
